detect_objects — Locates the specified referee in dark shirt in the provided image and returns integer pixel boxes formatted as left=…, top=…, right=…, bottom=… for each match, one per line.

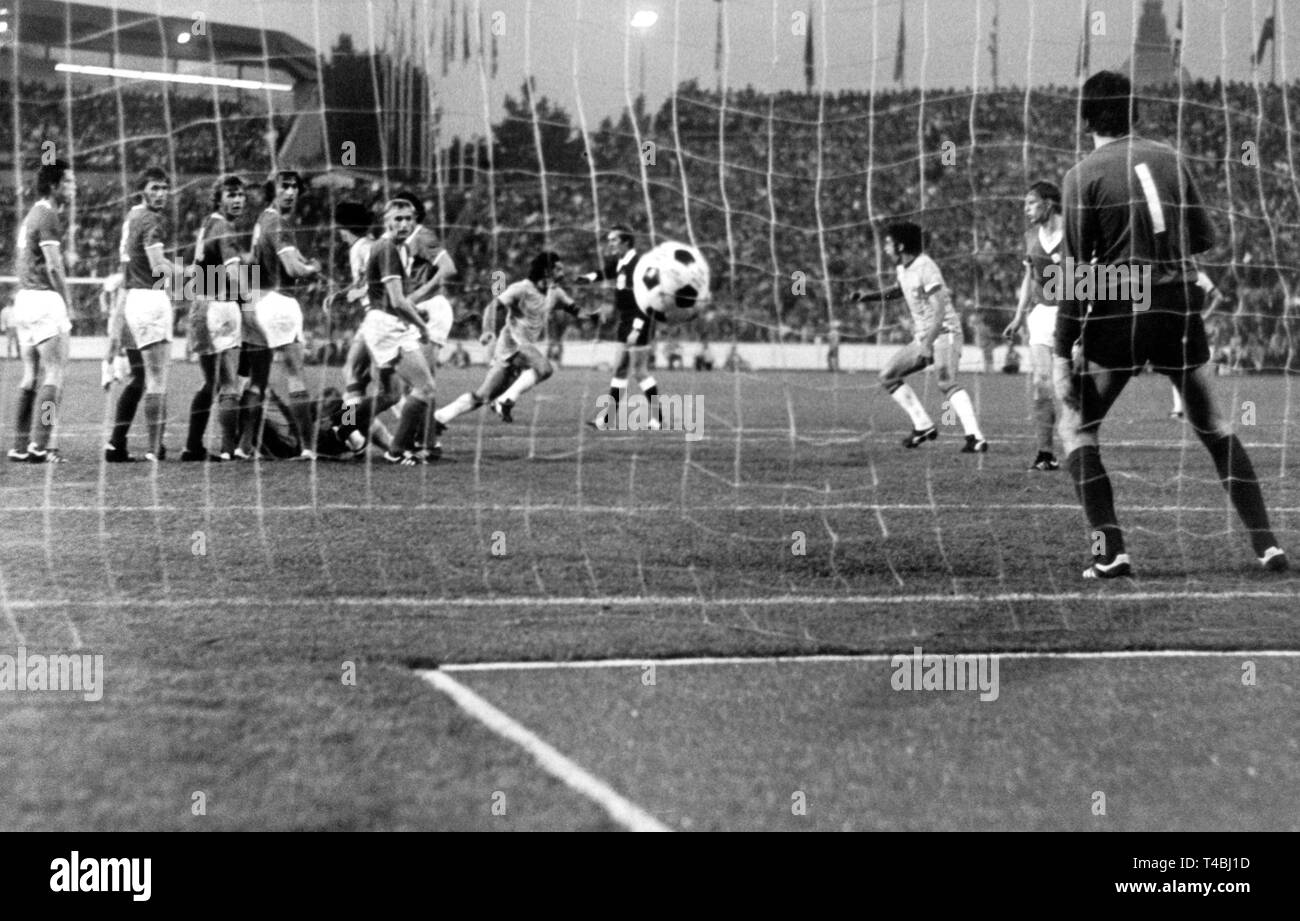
left=1056, top=70, right=1286, bottom=578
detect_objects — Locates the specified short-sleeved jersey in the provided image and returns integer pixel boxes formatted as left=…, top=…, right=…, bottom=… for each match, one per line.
left=192, top=212, right=242, bottom=300
left=498, top=279, right=575, bottom=344
left=16, top=200, right=63, bottom=291
left=1023, top=225, right=1064, bottom=307
left=1062, top=135, right=1213, bottom=293
left=365, top=234, right=409, bottom=313
left=120, top=204, right=169, bottom=290
left=251, top=207, right=299, bottom=293
left=895, top=253, right=961, bottom=336
left=349, top=235, right=375, bottom=307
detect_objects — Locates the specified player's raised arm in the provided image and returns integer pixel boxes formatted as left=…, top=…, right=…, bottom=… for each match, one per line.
left=849, top=282, right=903, bottom=304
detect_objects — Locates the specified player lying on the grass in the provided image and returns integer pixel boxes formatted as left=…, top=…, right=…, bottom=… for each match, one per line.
left=1056, top=70, right=1286, bottom=579
left=238, top=170, right=321, bottom=461
left=348, top=197, right=440, bottom=466
left=576, top=225, right=662, bottom=431
left=1003, top=180, right=1064, bottom=472
left=109, top=167, right=183, bottom=463
left=181, top=175, right=248, bottom=462
left=249, top=387, right=370, bottom=460
left=852, top=221, right=988, bottom=452
left=9, top=159, right=76, bottom=464
left=434, top=251, right=579, bottom=430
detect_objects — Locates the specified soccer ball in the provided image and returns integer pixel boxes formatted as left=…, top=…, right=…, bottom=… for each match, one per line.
left=633, top=241, right=711, bottom=323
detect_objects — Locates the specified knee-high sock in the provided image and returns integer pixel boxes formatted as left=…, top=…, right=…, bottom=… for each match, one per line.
left=888, top=383, right=933, bottom=430
left=947, top=387, right=984, bottom=439
left=13, top=387, right=36, bottom=450
left=640, top=376, right=660, bottom=422
left=500, top=369, right=538, bottom=404
left=434, top=392, right=478, bottom=425
left=1034, top=391, right=1055, bottom=454
left=1066, top=445, right=1125, bottom=563
left=187, top=355, right=218, bottom=453
left=31, top=384, right=59, bottom=451
left=238, top=387, right=265, bottom=453
left=110, top=375, right=144, bottom=450
left=288, top=390, right=315, bottom=453
left=391, top=395, right=429, bottom=454
left=607, top=377, right=627, bottom=412
left=1200, top=433, right=1276, bottom=555
left=216, top=392, right=240, bottom=455
left=143, top=393, right=166, bottom=456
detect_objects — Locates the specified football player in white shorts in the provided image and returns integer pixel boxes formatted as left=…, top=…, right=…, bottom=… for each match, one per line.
left=9, top=159, right=76, bottom=463
left=1004, top=181, right=1064, bottom=471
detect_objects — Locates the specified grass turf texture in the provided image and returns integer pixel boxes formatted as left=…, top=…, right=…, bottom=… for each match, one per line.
left=1, top=359, right=1297, bottom=830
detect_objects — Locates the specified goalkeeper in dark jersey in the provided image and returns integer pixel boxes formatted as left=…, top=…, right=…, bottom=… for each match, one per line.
left=1055, top=71, right=1286, bottom=578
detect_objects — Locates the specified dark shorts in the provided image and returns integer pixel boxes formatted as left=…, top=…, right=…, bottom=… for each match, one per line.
left=1080, top=284, right=1209, bottom=374
left=617, top=311, right=656, bottom=348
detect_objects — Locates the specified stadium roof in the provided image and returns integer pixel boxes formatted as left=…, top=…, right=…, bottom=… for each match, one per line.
left=6, top=0, right=317, bottom=82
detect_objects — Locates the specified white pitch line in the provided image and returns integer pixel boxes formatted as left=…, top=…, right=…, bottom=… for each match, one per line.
left=3, top=588, right=1297, bottom=611
left=419, top=670, right=670, bottom=833
left=441, top=649, right=1300, bottom=673
left=2, top=502, right=1299, bottom=515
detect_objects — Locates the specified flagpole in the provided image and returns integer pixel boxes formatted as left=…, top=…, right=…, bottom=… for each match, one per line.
left=1271, top=0, right=1277, bottom=85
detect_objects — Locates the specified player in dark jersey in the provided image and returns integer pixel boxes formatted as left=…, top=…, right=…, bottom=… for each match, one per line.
left=238, top=170, right=321, bottom=460
left=578, top=226, right=661, bottom=430
left=1004, top=180, right=1065, bottom=471
left=1056, top=71, right=1286, bottom=578
left=8, top=159, right=75, bottom=463
left=107, top=167, right=182, bottom=462
left=182, top=175, right=248, bottom=461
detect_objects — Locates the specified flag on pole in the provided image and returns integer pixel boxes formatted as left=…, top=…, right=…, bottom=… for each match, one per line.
left=715, top=0, right=723, bottom=75
left=804, top=7, right=814, bottom=93
left=1075, top=1, right=1091, bottom=78
left=1251, top=16, right=1275, bottom=67
left=1170, top=1, right=1183, bottom=66
left=894, top=4, right=905, bottom=84
left=491, top=15, right=499, bottom=77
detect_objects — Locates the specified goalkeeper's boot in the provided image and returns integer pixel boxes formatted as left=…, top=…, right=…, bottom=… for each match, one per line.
left=7, top=447, right=29, bottom=462
left=25, top=446, right=64, bottom=464
left=104, top=443, right=135, bottom=463
left=961, top=435, right=989, bottom=454
left=1259, top=547, right=1289, bottom=573
left=1029, top=451, right=1059, bottom=471
left=902, top=426, right=938, bottom=449
left=1082, top=553, right=1132, bottom=580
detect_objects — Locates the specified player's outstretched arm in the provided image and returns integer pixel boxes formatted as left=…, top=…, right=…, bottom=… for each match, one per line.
left=850, top=283, right=903, bottom=304
left=478, top=297, right=501, bottom=345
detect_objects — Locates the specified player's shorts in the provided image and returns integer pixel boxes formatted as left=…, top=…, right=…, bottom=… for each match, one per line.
left=12, top=289, right=71, bottom=351
left=359, top=309, right=421, bottom=367
left=882, top=329, right=964, bottom=387
left=189, top=300, right=242, bottom=355
left=253, top=291, right=303, bottom=349
left=416, top=295, right=454, bottom=348
left=616, top=310, right=656, bottom=348
left=1026, top=303, right=1058, bottom=349
left=107, top=299, right=137, bottom=352
left=123, top=288, right=173, bottom=349
left=490, top=323, right=546, bottom=371
left=1080, top=283, right=1209, bottom=374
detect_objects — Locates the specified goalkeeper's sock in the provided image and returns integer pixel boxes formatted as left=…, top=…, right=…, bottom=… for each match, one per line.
left=13, top=387, right=36, bottom=450
left=1066, top=445, right=1125, bottom=563
left=391, top=396, right=429, bottom=454
left=110, top=377, right=144, bottom=451
left=947, top=388, right=984, bottom=440
left=640, top=377, right=660, bottom=424
left=434, top=392, right=478, bottom=425
left=1200, top=432, right=1277, bottom=556
left=887, top=383, right=933, bottom=430
left=500, top=369, right=539, bottom=404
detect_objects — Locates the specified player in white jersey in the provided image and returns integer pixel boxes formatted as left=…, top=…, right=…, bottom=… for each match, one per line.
left=434, top=252, right=578, bottom=430
left=1004, top=181, right=1065, bottom=471
left=853, top=221, right=988, bottom=451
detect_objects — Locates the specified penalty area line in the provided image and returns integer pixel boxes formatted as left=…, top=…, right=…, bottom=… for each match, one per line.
left=441, top=649, right=1300, bottom=673
left=418, top=669, right=670, bottom=833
